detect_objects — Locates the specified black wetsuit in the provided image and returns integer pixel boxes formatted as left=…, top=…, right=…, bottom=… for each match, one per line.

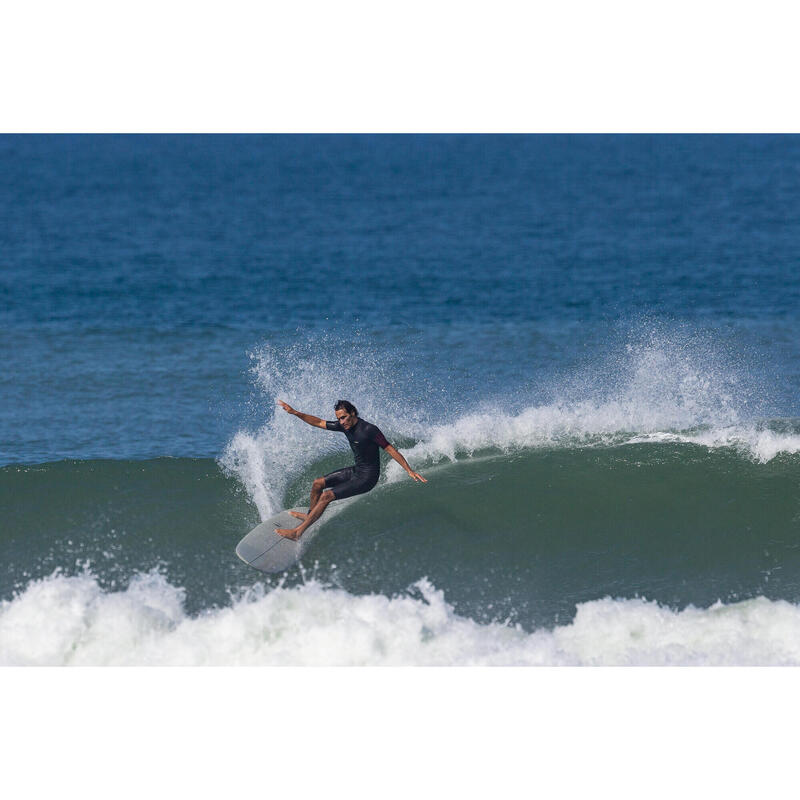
left=323, top=418, right=391, bottom=499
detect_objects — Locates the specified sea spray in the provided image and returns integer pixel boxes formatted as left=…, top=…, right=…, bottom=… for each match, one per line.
left=220, top=332, right=432, bottom=518
left=223, top=324, right=782, bottom=515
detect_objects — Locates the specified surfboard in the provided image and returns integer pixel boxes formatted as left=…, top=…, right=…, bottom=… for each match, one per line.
left=235, top=507, right=316, bottom=573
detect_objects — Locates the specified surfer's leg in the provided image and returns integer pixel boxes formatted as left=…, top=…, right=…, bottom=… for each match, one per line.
left=310, top=477, right=324, bottom=508
left=289, top=477, right=325, bottom=520
left=277, top=490, right=334, bottom=539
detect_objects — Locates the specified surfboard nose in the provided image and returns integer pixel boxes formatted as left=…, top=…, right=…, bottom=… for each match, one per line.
left=235, top=507, right=311, bottom=572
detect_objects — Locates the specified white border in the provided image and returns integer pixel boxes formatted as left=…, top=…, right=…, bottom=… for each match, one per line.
left=3, top=667, right=797, bottom=799
left=2, top=0, right=800, bottom=131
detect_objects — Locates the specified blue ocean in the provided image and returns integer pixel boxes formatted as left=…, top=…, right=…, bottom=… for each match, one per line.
left=2, top=134, right=800, bottom=665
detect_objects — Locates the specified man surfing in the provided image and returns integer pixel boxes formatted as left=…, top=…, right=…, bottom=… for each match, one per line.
left=275, top=399, right=427, bottom=540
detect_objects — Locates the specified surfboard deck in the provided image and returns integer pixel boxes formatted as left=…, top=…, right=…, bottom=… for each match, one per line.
left=235, top=507, right=315, bottom=573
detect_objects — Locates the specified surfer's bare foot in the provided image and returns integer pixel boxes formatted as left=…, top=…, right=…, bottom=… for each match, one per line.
left=275, top=527, right=302, bottom=540
left=288, top=511, right=308, bottom=520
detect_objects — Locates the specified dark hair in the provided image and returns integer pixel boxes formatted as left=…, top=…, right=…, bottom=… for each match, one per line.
left=334, top=399, right=358, bottom=417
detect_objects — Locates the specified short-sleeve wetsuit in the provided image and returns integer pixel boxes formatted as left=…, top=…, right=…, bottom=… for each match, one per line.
left=323, top=417, right=391, bottom=499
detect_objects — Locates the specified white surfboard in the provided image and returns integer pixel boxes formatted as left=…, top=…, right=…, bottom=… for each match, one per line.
left=235, top=507, right=317, bottom=573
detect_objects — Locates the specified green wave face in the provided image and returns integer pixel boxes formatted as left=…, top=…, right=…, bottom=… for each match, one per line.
left=0, top=458, right=257, bottom=614
left=3, top=445, right=800, bottom=628
left=300, top=443, right=800, bottom=626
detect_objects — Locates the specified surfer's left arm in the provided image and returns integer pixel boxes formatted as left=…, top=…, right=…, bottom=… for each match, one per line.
left=384, top=445, right=427, bottom=483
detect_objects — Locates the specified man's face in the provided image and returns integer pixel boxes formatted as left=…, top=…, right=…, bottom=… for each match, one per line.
left=335, top=408, right=356, bottom=430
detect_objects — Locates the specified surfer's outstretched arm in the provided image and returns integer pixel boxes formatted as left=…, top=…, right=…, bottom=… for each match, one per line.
left=278, top=401, right=328, bottom=429
left=384, top=445, right=427, bottom=483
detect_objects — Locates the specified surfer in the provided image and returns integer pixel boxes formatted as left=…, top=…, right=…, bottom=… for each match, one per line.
left=275, top=399, right=427, bottom=540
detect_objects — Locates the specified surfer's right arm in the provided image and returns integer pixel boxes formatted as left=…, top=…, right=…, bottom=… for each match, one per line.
left=277, top=400, right=328, bottom=429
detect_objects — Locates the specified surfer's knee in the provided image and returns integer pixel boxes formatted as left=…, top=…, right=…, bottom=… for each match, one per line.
left=313, top=477, right=325, bottom=490
left=320, top=490, right=335, bottom=505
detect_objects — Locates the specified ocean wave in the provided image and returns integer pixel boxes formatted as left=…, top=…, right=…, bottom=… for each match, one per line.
left=221, top=330, right=794, bottom=519
left=3, top=569, right=800, bottom=666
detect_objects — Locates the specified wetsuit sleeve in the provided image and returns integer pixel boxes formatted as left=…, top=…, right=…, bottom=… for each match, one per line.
left=371, top=426, right=390, bottom=449
left=326, top=420, right=343, bottom=431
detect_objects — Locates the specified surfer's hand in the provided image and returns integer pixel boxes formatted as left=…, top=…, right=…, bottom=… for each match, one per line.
left=408, top=470, right=427, bottom=483
left=278, top=400, right=296, bottom=415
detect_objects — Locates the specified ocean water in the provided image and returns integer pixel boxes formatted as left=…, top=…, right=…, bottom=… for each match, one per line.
left=2, top=134, right=800, bottom=665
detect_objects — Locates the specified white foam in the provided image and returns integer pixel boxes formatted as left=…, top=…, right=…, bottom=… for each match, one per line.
left=3, top=570, right=800, bottom=666
left=383, top=411, right=800, bottom=485
left=628, top=427, right=800, bottom=463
